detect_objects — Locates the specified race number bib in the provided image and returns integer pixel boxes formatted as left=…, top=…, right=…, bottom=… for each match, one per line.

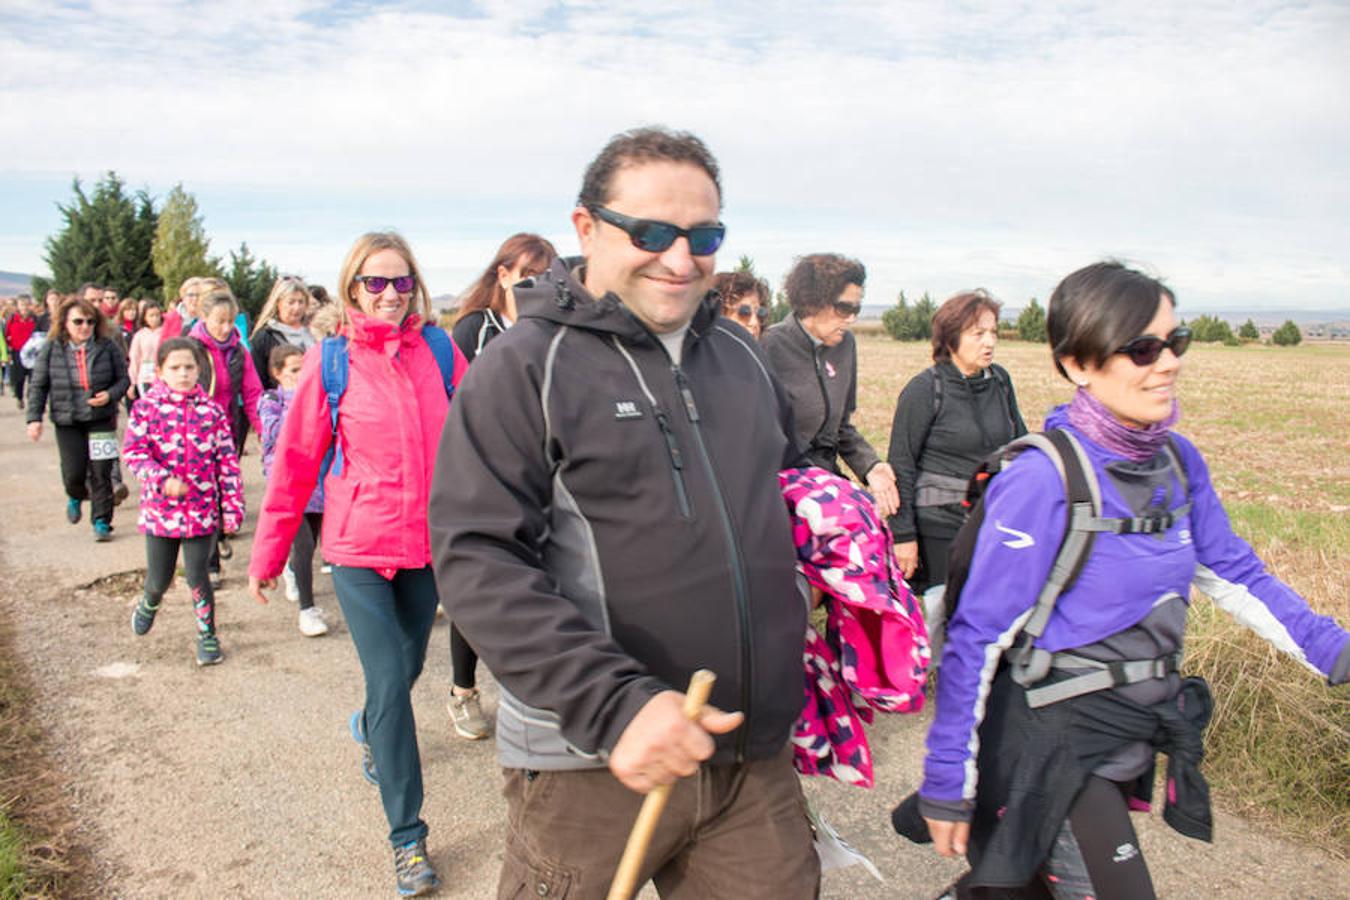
left=88, top=431, right=119, bottom=461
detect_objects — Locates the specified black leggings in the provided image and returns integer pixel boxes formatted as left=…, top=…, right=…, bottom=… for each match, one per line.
left=958, top=777, right=1155, bottom=900
left=144, top=534, right=216, bottom=635
left=289, top=512, right=324, bottom=611
left=450, top=624, right=478, bottom=690
left=54, top=421, right=115, bottom=524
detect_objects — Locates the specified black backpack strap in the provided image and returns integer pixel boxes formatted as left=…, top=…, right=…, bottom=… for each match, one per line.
left=1007, top=428, right=1101, bottom=686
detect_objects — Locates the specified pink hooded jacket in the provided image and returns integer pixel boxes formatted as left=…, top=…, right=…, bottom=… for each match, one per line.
left=188, top=320, right=264, bottom=434
left=780, top=467, right=931, bottom=788
left=248, top=310, right=467, bottom=579
left=122, top=381, right=245, bottom=538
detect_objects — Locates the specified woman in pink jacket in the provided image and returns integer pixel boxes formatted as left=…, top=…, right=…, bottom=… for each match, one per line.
left=247, top=231, right=466, bottom=898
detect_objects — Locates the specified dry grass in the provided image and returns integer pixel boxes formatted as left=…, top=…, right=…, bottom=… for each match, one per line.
left=853, top=335, right=1350, bottom=853
left=0, top=609, right=91, bottom=898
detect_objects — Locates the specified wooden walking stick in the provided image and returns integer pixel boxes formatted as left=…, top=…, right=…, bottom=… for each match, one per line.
left=606, top=669, right=717, bottom=900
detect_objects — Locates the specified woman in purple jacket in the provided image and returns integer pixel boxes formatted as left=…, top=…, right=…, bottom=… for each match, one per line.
left=916, top=262, right=1349, bottom=899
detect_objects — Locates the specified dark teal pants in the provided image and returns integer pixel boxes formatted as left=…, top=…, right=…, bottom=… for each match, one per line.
left=331, top=564, right=440, bottom=846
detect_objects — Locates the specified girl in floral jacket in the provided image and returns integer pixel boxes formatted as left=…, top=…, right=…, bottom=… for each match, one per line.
left=122, top=337, right=244, bottom=666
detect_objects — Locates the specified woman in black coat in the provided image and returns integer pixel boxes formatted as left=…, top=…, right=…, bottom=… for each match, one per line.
left=26, top=296, right=130, bottom=540
left=887, top=291, right=1026, bottom=614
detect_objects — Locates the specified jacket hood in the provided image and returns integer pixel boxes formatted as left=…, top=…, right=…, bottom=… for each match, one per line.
left=514, top=255, right=723, bottom=346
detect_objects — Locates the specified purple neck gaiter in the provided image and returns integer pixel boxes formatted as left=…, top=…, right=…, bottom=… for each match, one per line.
left=1066, top=387, right=1179, bottom=462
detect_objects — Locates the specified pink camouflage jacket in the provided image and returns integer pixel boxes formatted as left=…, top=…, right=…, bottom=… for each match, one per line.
left=781, top=467, right=932, bottom=788
left=122, top=381, right=245, bottom=538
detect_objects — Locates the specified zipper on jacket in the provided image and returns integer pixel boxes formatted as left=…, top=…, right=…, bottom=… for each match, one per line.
left=811, top=347, right=833, bottom=451
left=673, top=365, right=754, bottom=762
left=654, top=409, right=693, bottom=519
left=610, top=337, right=693, bottom=522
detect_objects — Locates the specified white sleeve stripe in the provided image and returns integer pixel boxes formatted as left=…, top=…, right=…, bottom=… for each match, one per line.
left=1193, top=564, right=1319, bottom=677
left=963, top=607, right=1037, bottom=801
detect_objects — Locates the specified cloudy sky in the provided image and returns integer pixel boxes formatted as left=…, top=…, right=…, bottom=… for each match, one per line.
left=2, top=1, right=1348, bottom=312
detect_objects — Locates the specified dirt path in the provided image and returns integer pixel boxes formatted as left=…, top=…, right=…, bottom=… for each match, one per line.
left=1, top=398, right=1346, bottom=899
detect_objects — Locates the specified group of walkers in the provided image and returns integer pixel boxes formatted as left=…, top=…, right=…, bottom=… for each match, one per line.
left=5, top=125, right=1347, bottom=900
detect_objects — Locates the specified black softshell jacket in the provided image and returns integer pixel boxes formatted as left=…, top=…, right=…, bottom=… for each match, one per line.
left=430, top=258, right=807, bottom=769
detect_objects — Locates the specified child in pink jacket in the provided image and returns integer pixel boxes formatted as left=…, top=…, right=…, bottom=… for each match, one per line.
left=122, top=337, right=244, bottom=666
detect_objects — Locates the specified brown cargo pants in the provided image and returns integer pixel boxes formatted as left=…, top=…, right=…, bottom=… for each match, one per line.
left=497, top=745, right=820, bottom=899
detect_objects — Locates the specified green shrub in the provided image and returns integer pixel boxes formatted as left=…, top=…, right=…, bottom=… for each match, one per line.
left=1272, top=320, right=1302, bottom=346
left=1015, top=297, right=1046, bottom=342
left=881, top=290, right=936, bottom=341
left=1238, top=319, right=1260, bottom=341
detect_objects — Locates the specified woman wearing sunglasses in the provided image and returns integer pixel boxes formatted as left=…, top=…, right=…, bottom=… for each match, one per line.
left=914, top=262, right=1349, bottom=899
left=761, top=253, right=899, bottom=517
left=25, top=296, right=130, bottom=541
left=247, top=232, right=467, bottom=897
left=886, top=290, right=1026, bottom=642
left=713, top=270, right=771, bottom=339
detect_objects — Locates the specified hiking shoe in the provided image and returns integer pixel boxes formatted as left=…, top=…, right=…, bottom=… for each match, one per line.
left=93, top=519, right=112, bottom=542
left=131, top=596, right=160, bottom=635
left=349, top=711, right=378, bottom=785
left=282, top=564, right=300, bottom=603
left=66, top=497, right=82, bottom=524
left=298, top=606, right=329, bottom=637
left=448, top=688, right=489, bottom=740
left=113, top=481, right=130, bottom=505
left=393, top=838, right=440, bottom=897
left=196, top=634, right=223, bottom=666
left=209, top=570, right=222, bottom=590
left=217, top=534, right=233, bottom=560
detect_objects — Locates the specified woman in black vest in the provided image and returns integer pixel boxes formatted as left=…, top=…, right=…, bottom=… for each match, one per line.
left=25, top=296, right=130, bottom=541
left=886, top=291, right=1026, bottom=623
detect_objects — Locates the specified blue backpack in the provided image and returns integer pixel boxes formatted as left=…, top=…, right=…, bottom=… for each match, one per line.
left=319, top=324, right=458, bottom=478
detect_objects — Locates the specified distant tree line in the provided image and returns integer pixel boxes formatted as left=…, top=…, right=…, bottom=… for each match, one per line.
left=33, top=172, right=278, bottom=319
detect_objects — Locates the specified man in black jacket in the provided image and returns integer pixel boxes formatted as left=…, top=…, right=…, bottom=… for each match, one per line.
left=430, top=127, right=819, bottom=898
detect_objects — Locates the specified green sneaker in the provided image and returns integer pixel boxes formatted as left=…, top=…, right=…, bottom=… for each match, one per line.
left=195, top=634, right=223, bottom=667
left=131, top=596, right=160, bottom=636
left=393, top=838, right=440, bottom=897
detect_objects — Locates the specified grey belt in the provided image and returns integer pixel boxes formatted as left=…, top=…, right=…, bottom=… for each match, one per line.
left=914, top=471, right=968, bottom=508
left=1024, top=650, right=1183, bottom=708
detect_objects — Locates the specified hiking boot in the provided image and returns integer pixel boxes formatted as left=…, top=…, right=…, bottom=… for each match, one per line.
left=93, top=519, right=112, bottom=542
left=217, top=534, right=233, bottom=560
left=282, top=564, right=300, bottom=603
left=195, top=634, right=223, bottom=666
left=393, top=838, right=440, bottom=897
left=131, top=595, right=160, bottom=635
left=113, top=481, right=130, bottom=505
left=447, top=688, right=489, bottom=740
left=349, top=711, right=378, bottom=785
left=209, top=569, right=222, bottom=590
left=298, top=606, right=329, bottom=637
left=66, top=497, right=82, bottom=524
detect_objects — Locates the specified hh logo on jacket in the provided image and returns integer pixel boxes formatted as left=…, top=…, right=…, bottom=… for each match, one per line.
left=614, top=400, right=644, bottom=420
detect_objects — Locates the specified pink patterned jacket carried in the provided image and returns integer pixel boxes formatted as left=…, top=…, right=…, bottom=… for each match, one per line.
left=780, top=467, right=932, bottom=788
left=122, top=381, right=245, bottom=538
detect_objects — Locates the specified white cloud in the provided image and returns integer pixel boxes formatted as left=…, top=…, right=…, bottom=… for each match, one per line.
left=1, top=0, right=1347, bottom=309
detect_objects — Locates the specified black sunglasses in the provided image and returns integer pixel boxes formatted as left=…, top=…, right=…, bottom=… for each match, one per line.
left=1115, top=326, right=1192, bottom=366
left=591, top=206, right=725, bottom=256
left=734, top=303, right=769, bottom=321
left=354, top=274, right=417, bottom=295
left=831, top=300, right=863, bottom=318
left=68, top=317, right=95, bottom=326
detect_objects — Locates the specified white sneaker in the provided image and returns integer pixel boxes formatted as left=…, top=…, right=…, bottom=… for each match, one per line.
left=298, top=607, right=329, bottom=637
left=282, top=564, right=300, bottom=603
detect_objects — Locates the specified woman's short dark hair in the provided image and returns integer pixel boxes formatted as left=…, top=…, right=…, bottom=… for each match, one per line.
left=1048, top=261, right=1176, bottom=381
left=713, top=271, right=770, bottom=308
left=268, top=342, right=304, bottom=373
left=52, top=297, right=108, bottom=343
left=931, top=290, right=1001, bottom=363
left=578, top=127, right=722, bottom=210
left=156, top=336, right=200, bottom=367
left=783, top=254, right=865, bottom=318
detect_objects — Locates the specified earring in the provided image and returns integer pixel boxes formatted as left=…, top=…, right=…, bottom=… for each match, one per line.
left=1073, top=377, right=1089, bottom=388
